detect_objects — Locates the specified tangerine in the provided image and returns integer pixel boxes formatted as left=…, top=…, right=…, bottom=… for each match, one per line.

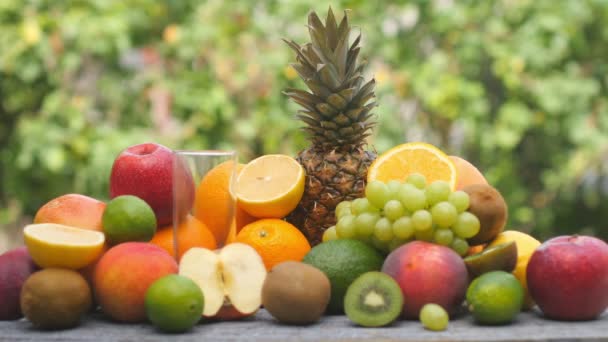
left=235, top=219, right=311, bottom=271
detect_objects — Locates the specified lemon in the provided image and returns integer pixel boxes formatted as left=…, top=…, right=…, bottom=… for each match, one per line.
left=466, top=270, right=524, bottom=325
left=488, top=230, right=541, bottom=310
left=236, top=155, right=305, bottom=218
left=24, top=223, right=105, bottom=269
left=367, top=142, right=457, bottom=190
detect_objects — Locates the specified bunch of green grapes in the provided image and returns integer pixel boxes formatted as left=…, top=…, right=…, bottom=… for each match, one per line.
left=323, top=173, right=480, bottom=256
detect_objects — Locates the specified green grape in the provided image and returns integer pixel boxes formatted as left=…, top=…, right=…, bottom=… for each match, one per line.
left=431, top=202, right=458, bottom=228
left=355, top=213, right=379, bottom=237
left=398, top=184, right=427, bottom=212
left=451, top=237, right=470, bottom=256
left=433, top=229, right=454, bottom=246
left=336, top=215, right=356, bottom=239
left=384, top=200, right=405, bottom=221
left=365, top=180, right=390, bottom=209
left=388, top=238, right=408, bottom=252
left=420, top=303, right=449, bottom=331
left=374, top=218, right=394, bottom=242
left=426, top=180, right=452, bottom=206
left=452, top=212, right=481, bottom=238
left=412, top=210, right=433, bottom=231
left=406, top=173, right=427, bottom=189
left=392, top=216, right=414, bottom=240
left=351, top=198, right=377, bottom=215
left=448, top=191, right=470, bottom=213
left=335, top=201, right=352, bottom=214
left=386, top=180, right=402, bottom=199
left=415, top=227, right=435, bottom=242
left=336, top=206, right=352, bottom=219
left=370, top=236, right=389, bottom=252
left=322, top=226, right=338, bottom=242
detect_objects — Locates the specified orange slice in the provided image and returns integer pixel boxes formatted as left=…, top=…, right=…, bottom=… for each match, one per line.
left=24, top=223, right=105, bottom=269
left=367, top=142, right=457, bottom=189
left=236, top=155, right=305, bottom=219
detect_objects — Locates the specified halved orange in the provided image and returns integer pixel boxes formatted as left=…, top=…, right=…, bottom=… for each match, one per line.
left=24, top=223, right=105, bottom=269
left=236, top=155, right=305, bottom=219
left=367, top=142, right=457, bottom=189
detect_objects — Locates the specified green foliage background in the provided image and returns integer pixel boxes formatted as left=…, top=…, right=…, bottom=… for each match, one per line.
left=1, top=0, right=607, bottom=240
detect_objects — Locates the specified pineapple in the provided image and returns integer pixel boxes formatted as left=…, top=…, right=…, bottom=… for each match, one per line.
left=284, top=8, right=377, bottom=245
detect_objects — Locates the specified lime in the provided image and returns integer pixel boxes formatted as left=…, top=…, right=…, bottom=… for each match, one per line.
left=102, top=195, right=157, bottom=245
left=302, top=239, right=383, bottom=314
left=466, top=270, right=524, bottom=325
left=145, top=274, right=204, bottom=333
left=488, top=230, right=541, bottom=310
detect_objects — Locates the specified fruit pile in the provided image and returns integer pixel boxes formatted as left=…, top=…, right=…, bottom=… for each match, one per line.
left=1, top=6, right=608, bottom=337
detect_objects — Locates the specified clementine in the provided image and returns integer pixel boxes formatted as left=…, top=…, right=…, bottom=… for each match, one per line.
left=150, top=215, right=216, bottom=260
left=34, top=194, right=106, bottom=232
left=235, top=219, right=311, bottom=271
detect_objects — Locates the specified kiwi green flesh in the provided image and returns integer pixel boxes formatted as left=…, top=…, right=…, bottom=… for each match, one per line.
left=464, top=241, right=517, bottom=279
left=344, top=272, right=403, bottom=327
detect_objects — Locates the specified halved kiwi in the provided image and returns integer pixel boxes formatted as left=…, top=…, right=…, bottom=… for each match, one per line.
left=464, top=241, right=517, bottom=279
left=344, top=271, right=404, bottom=327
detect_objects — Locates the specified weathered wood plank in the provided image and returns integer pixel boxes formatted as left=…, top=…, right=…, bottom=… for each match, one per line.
left=1, top=309, right=606, bottom=341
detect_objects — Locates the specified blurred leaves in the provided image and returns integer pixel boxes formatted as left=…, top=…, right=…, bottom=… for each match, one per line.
left=1, top=0, right=607, bottom=240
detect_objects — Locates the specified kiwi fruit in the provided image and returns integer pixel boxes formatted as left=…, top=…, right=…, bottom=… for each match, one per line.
left=462, top=184, right=508, bottom=245
left=344, top=271, right=404, bottom=327
left=261, top=261, right=330, bottom=325
left=464, top=241, right=518, bottom=279
left=20, top=268, right=92, bottom=330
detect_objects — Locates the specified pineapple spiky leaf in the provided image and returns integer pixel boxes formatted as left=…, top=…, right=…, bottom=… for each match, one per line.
left=284, top=7, right=377, bottom=245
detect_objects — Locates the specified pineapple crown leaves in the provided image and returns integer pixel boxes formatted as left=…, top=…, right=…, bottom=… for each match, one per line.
left=283, top=8, right=377, bottom=151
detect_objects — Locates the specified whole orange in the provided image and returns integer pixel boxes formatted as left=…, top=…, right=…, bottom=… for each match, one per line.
left=34, top=194, right=106, bottom=232
left=193, top=162, right=255, bottom=246
left=449, top=156, right=488, bottom=190
left=150, top=215, right=217, bottom=260
left=235, top=219, right=311, bottom=271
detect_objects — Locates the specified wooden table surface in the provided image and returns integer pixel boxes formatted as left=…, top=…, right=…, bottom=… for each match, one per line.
left=1, top=309, right=606, bottom=341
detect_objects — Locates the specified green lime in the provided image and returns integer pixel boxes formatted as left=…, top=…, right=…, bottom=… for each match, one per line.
left=102, top=195, right=156, bottom=245
left=302, top=239, right=384, bottom=314
left=466, top=270, right=524, bottom=325
left=145, top=274, right=204, bottom=333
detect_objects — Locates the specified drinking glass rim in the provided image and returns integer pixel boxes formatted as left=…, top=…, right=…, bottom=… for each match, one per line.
left=173, top=150, right=236, bottom=157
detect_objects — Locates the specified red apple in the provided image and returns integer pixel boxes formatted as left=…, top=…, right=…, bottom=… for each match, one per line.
left=527, top=235, right=608, bottom=321
left=0, top=247, right=38, bottom=320
left=109, top=143, right=194, bottom=226
left=382, top=241, right=468, bottom=319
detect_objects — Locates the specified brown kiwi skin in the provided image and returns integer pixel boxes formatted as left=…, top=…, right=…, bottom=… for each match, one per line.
left=463, top=184, right=508, bottom=246
left=20, top=268, right=92, bottom=330
left=261, top=261, right=331, bottom=325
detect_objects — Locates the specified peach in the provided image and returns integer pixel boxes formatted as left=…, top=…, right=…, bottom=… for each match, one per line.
left=382, top=241, right=468, bottom=319
left=93, top=242, right=177, bottom=322
left=449, top=156, right=488, bottom=190
left=34, top=194, right=106, bottom=232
